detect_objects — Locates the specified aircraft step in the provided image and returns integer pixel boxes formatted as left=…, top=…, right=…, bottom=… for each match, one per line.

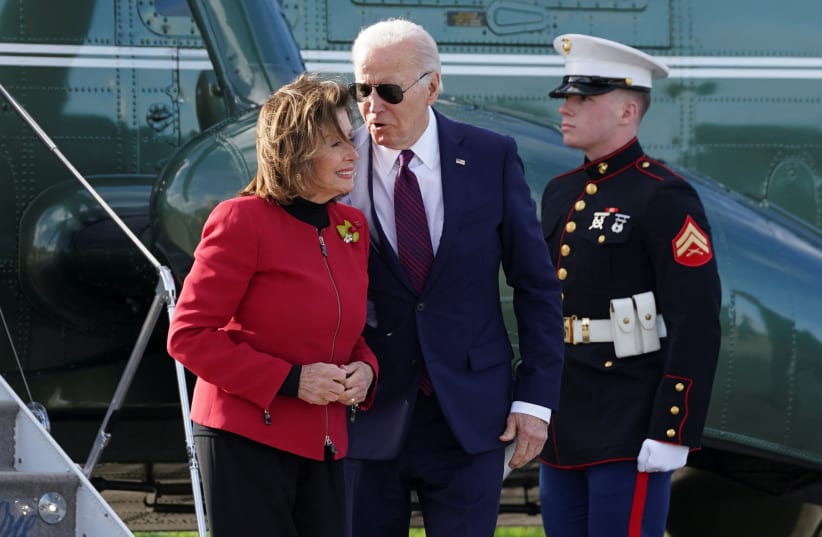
left=0, top=470, right=79, bottom=536
left=0, top=378, right=134, bottom=536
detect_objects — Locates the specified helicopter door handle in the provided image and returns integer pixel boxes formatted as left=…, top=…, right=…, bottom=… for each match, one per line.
left=146, top=103, right=174, bottom=132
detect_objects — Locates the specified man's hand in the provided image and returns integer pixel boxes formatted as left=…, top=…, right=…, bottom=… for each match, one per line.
left=499, top=412, right=548, bottom=470
left=336, top=361, right=374, bottom=405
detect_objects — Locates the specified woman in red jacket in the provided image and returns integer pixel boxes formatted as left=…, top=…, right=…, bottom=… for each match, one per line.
left=167, top=73, right=378, bottom=537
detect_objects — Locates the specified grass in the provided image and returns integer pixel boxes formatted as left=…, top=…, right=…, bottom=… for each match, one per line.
left=411, top=530, right=544, bottom=537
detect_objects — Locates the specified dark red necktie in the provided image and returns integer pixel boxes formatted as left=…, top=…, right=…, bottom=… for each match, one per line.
left=394, top=149, right=433, bottom=294
left=394, top=150, right=434, bottom=395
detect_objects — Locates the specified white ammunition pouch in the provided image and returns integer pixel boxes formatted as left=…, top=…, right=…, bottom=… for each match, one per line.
left=609, top=291, right=667, bottom=358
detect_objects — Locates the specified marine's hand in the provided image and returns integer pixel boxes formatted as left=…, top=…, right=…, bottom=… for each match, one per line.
left=297, top=363, right=347, bottom=405
left=499, top=412, right=548, bottom=469
left=337, top=361, right=374, bottom=405
left=637, top=438, right=690, bottom=472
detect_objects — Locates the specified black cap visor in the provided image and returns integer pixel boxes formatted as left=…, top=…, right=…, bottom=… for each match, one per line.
left=549, top=75, right=650, bottom=98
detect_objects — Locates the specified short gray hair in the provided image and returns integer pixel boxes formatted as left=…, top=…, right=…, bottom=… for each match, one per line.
left=352, top=18, right=442, bottom=89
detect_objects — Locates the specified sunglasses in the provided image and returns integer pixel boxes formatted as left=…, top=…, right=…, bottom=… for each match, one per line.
left=348, top=72, right=432, bottom=105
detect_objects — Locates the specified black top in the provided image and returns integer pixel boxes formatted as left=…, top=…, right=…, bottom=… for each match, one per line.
left=282, top=196, right=331, bottom=230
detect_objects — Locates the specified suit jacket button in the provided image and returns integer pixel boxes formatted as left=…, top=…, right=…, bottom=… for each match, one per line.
left=416, top=302, right=425, bottom=312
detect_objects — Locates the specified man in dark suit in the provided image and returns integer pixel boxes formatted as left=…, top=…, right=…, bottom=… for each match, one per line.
left=343, top=18, right=565, bottom=537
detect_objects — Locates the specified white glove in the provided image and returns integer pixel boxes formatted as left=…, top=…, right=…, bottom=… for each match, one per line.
left=637, top=438, right=689, bottom=473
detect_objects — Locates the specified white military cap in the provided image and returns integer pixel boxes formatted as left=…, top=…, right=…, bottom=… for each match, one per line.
left=549, top=33, right=670, bottom=98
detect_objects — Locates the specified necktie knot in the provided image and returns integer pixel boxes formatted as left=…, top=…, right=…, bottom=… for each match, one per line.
left=399, top=149, right=414, bottom=169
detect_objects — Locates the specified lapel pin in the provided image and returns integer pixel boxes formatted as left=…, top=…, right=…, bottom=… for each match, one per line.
left=456, top=158, right=466, bottom=166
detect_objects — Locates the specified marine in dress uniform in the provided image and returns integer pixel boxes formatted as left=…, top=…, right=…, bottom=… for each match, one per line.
left=538, top=34, right=722, bottom=537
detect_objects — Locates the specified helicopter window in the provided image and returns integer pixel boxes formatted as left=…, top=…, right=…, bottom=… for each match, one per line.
left=156, top=0, right=191, bottom=17
left=138, top=0, right=200, bottom=37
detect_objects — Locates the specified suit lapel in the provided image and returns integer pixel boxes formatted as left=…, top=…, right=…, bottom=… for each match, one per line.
left=425, top=111, right=468, bottom=289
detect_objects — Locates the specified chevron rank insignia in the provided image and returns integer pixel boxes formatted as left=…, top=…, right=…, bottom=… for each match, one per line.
left=672, top=215, right=712, bottom=267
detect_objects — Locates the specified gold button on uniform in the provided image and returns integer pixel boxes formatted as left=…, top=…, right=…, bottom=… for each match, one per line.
left=598, top=235, right=605, bottom=244
left=675, top=382, right=685, bottom=392
left=574, top=200, right=586, bottom=211
left=557, top=268, right=567, bottom=280
left=642, top=161, right=650, bottom=168
left=670, top=406, right=680, bottom=415
left=604, top=360, right=614, bottom=368
left=666, top=428, right=676, bottom=438
left=560, top=244, right=570, bottom=256
left=585, top=183, right=598, bottom=195
left=565, top=221, right=577, bottom=233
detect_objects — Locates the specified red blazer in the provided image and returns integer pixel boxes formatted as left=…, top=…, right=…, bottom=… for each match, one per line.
left=168, top=195, right=378, bottom=460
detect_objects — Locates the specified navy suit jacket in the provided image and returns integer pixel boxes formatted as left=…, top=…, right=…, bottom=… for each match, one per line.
left=347, top=108, right=564, bottom=459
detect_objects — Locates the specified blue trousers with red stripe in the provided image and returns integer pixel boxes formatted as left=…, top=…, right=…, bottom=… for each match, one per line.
left=539, top=461, right=672, bottom=537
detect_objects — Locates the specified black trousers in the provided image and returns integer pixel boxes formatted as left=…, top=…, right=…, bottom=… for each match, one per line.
left=194, top=423, right=344, bottom=537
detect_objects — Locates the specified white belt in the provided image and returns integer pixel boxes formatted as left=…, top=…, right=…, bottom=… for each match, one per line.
left=563, top=314, right=667, bottom=345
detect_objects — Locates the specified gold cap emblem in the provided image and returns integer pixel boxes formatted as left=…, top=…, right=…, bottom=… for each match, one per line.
left=561, top=37, right=572, bottom=54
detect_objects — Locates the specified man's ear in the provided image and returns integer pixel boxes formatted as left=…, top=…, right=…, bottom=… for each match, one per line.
left=426, top=72, right=441, bottom=105
left=619, top=97, right=640, bottom=124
